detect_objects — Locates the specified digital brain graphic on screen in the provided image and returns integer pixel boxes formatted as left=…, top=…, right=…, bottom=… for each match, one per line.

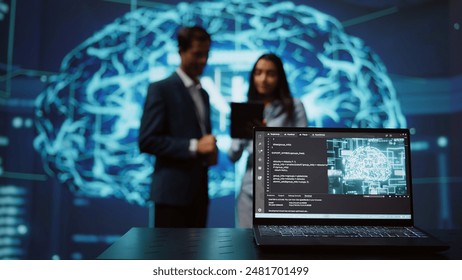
left=34, top=0, right=406, bottom=204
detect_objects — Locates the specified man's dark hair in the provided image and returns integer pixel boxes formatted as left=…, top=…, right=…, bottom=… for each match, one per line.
left=177, top=25, right=211, bottom=52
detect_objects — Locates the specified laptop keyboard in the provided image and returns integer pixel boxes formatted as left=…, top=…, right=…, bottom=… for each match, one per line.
left=259, top=225, right=429, bottom=238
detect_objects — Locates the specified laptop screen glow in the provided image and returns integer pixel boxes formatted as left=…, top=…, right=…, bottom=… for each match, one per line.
left=253, top=128, right=413, bottom=220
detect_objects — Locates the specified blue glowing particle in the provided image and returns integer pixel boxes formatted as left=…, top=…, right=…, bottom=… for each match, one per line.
left=34, top=0, right=406, bottom=205
left=0, top=0, right=9, bottom=21
left=437, top=136, right=448, bottom=148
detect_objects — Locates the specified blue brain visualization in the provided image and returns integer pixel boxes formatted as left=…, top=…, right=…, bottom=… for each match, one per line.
left=327, top=137, right=407, bottom=196
left=344, top=146, right=392, bottom=182
left=33, top=0, right=406, bottom=205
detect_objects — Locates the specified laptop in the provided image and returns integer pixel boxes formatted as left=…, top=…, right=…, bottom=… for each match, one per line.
left=253, top=127, right=449, bottom=251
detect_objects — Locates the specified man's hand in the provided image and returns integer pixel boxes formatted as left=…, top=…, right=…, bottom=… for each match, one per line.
left=197, top=134, right=216, bottom=155
left=197, top=134, right=218, bottom=166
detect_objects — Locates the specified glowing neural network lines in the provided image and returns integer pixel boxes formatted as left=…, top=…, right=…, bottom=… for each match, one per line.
left=34, top=0, right=406, bottom=205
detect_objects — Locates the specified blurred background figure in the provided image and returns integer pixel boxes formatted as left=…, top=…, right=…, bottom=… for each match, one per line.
left=139, top=26, right=217, bottom=228
left=228, top=53, right=308, bottom=228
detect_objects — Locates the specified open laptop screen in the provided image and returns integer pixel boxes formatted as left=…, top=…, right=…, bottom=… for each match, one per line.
left=253, top=127, right=413, bottom=221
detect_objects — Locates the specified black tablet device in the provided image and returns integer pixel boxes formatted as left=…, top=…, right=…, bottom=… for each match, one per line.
left=230, top=102, right=264, bottom=139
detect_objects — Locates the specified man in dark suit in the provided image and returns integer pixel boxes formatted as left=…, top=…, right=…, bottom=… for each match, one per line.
left=138, top=26, right=217, bottom=228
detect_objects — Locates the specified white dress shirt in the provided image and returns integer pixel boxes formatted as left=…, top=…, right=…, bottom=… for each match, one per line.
left=176, top=68, right=207, bottom=154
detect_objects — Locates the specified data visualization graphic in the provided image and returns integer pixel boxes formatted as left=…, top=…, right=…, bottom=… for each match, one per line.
left=33, top=0, right=406, bottom=204
left=344, top=146, right=392, bottom=182
left=327, top=138, right=407, bottom=196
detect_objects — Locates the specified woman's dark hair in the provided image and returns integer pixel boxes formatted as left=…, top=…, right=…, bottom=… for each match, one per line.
left=248, top=53, right=295, bottom=120
left=177, top=25, right=211, bottom=52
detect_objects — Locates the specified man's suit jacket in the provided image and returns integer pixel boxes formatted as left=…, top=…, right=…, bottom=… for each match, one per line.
left=138, top=73, right=211, bottom=206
